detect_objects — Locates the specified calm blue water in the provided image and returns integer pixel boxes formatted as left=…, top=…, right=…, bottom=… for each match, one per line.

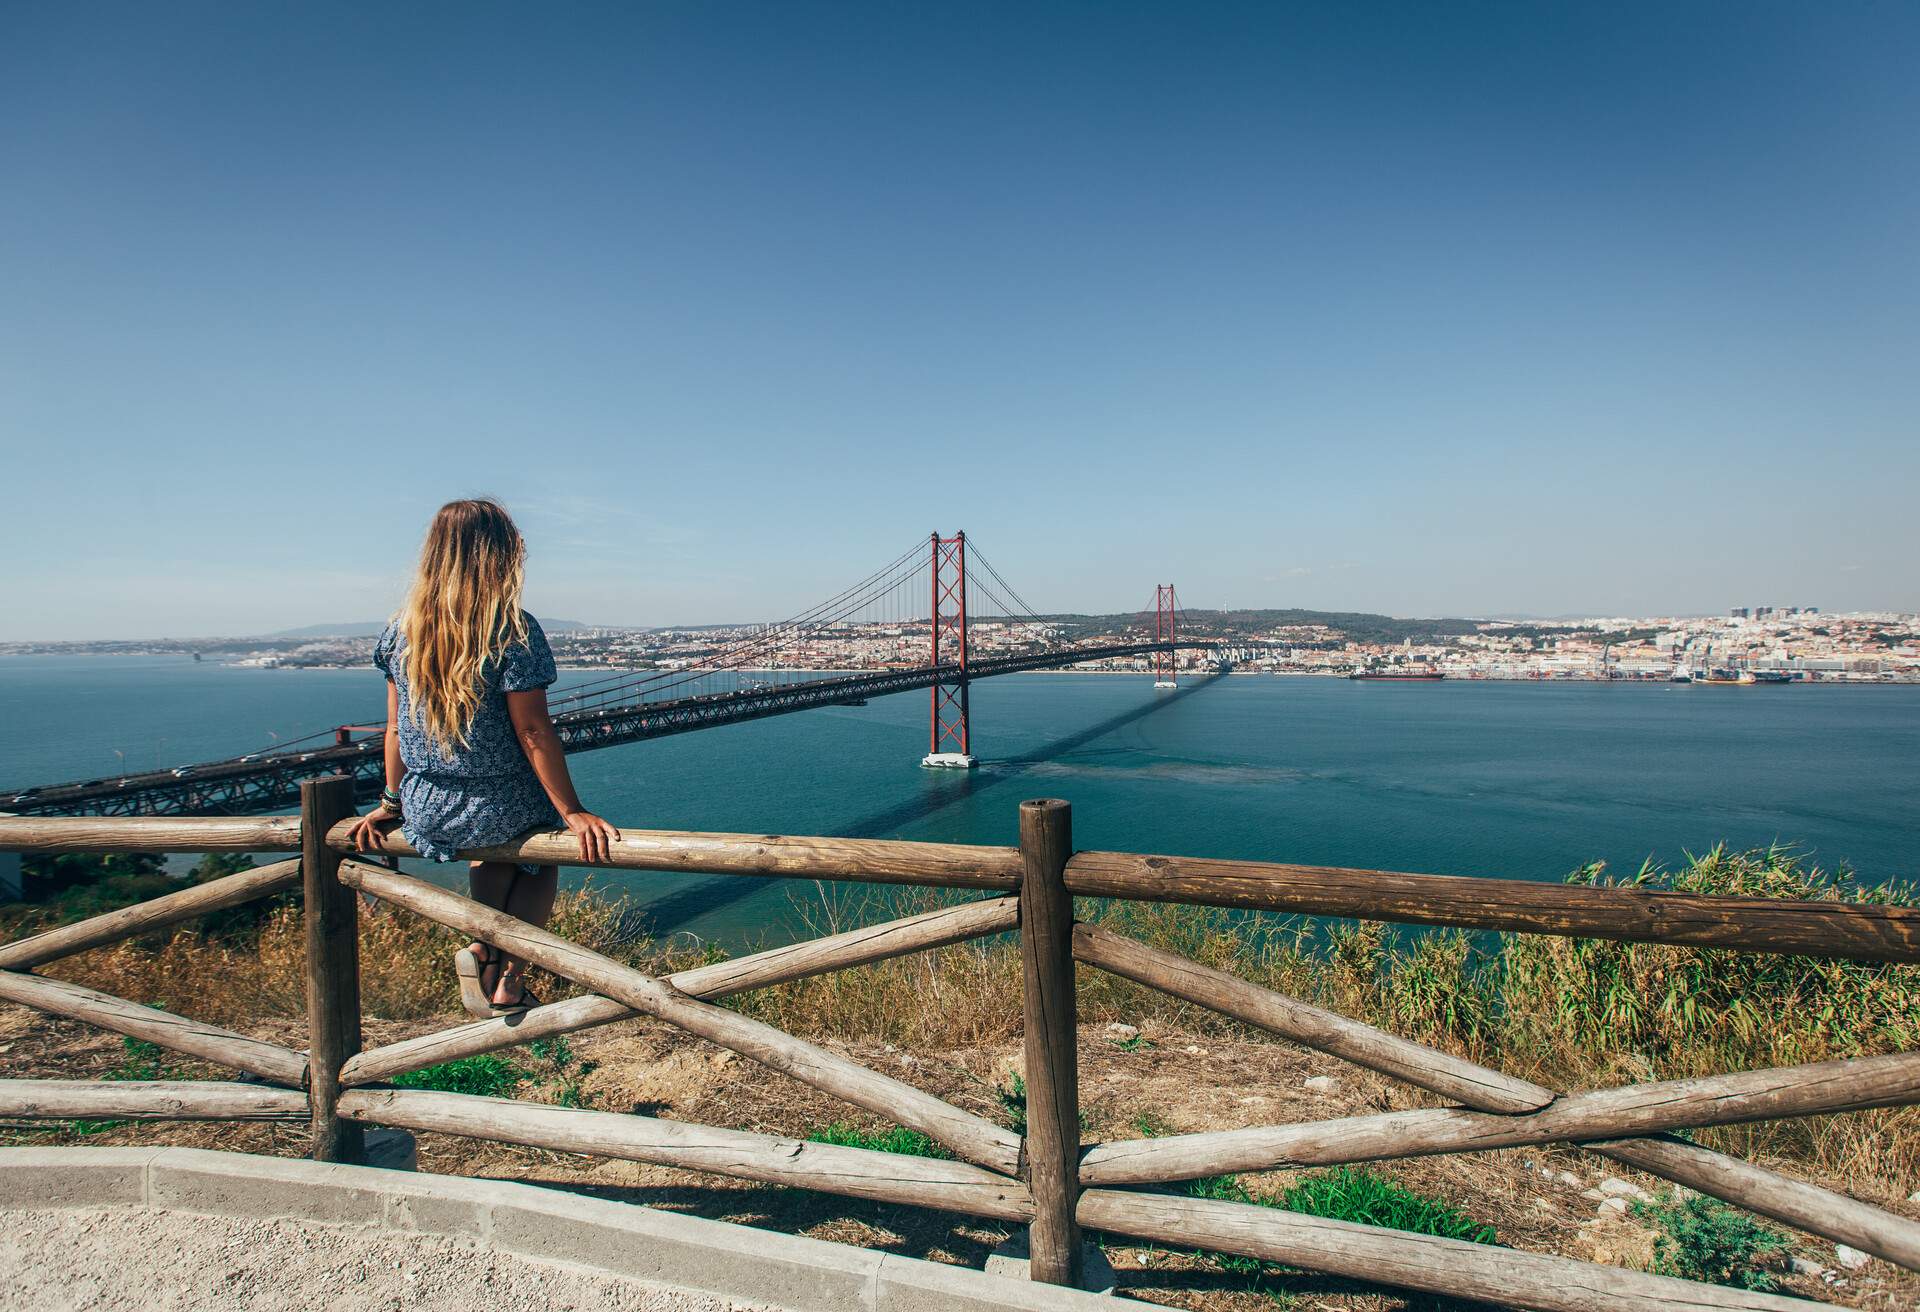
left=3, top=655, right=1916, bottom=948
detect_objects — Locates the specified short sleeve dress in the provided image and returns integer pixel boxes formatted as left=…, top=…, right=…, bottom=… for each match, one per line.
left=372, top=612, right=564, bottom=864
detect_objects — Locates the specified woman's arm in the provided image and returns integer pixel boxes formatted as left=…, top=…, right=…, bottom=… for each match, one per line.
left=508, top=689, right=619, bottom=862
left=348, top=682, right=405, bottom=851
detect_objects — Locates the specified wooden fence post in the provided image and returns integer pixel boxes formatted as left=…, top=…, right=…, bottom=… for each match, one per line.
left=301, top=775, right=363, bottom=1162
left=1018, top=798, right=1082, bottom=1285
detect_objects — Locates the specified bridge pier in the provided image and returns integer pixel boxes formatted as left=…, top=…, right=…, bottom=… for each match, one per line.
left=922, top=531, right=976, bottom=769
left=1152, top=584, right=1178, bottom=689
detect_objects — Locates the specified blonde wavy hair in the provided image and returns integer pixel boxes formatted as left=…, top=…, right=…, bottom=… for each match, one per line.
left=395, top=499, right=530, bottom=757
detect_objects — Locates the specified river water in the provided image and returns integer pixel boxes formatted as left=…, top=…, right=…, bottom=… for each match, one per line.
left=3, top=655, right=1915, bottom=949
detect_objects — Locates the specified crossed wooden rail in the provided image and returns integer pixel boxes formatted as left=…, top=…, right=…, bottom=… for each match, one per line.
left=3, top=779, right=1919, bottom=1312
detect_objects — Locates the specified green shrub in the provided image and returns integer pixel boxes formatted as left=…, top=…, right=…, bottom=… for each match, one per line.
left=391, top=1054, right=527, bottom=1098
left=1280, top=1167, right=1497, bottom=1244
left=107, top=1036, right=169, bottom=1082
left=1131, top=1108, right=1174, bottom=1138
left=1633, top=1193, right=1789, bottom=1291
left=998, top=1072, right=1028, bottom=1134
left=1161, top=1167, right=1495, bottom=1288
left=996, top=1072, right=1090, bottom=1137
left=806, top=1121, right=951, bottom=1159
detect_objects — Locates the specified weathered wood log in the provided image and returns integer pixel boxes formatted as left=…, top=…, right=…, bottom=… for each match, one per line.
left=0, top=970, right=306, bottom=1087
left=339, top=895, right=1018, bottom=1088
left=1018, top=800, right=1082, bottom=1286
left=1072, top=923, right=1552, bottom=1114
left=668, top=894, right=1018, bottom=1000
left=339, top=1087, right=1034, bottom=1222
left=1593, top=1134, right=1920, bottom=1273
left=330, top=819, right=1022, bottom=890
left=302, top=777, right=363, bottom=1163
left=335, top=858, right=1023, bottom=1175
left=0, top=815, right=304, bottom=854
left=1078, top=927, right=1920, bottom=1268
left=0, top=1078, right=307, bottom=1121
left=0, top=858, right=302, bottom=971
left=1079, top=1049, right=1920, bottom=1184
left=1078, top=925, right=1920, bottom=1268
left=1076, top=1189, right=1820, bottom=1312
left=1065, top=850, right=1920, bottom=964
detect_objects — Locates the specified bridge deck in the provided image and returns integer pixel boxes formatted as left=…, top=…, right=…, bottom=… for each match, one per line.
left=3, top=642, right=1186, bottom=818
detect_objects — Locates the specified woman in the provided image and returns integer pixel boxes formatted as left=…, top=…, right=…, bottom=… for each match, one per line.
left=346, top=498, right=619, bottom=1016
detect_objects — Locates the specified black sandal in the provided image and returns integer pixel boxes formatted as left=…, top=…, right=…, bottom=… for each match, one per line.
left=455, top=943, right=504, bottom=1018
left=488, top=981, right=540, bottom=1016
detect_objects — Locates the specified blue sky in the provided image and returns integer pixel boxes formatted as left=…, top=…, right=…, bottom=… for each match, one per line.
left=3, top=2, right=1916, bottom=639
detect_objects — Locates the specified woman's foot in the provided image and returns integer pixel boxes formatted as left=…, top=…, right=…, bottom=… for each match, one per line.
left=488, top=968, right=540, bottom=1014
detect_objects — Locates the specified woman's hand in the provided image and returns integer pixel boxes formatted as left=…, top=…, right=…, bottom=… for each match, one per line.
left=563, top=809, right=620, bottom=863
left=348, top=809, right=401, bottom=852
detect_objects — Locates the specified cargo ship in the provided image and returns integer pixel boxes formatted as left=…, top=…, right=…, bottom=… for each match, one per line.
left=1695, top=667, right=1793, bottom=686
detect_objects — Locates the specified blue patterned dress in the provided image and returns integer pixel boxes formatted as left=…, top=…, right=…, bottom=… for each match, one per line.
left=373, top=613, right=563, bottom=868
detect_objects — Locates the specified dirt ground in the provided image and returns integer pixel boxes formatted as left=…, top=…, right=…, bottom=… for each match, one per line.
left=3, top=1001, right=1915, bottom=1311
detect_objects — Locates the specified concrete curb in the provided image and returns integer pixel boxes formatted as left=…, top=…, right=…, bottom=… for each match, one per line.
left=0, top=1147, right=1127, bottom=1311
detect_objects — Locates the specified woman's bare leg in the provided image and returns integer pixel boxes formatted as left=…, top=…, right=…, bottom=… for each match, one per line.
left=493, top=865, right=558, bottom=1004
left=467, top=861, right=519, bottom=995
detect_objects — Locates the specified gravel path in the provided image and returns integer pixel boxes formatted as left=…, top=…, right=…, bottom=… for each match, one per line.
left=0, top=1207, right=776, bottom=1312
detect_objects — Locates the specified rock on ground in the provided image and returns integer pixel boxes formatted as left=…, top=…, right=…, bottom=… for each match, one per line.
left=0, top=1207, right=771, bottom=1312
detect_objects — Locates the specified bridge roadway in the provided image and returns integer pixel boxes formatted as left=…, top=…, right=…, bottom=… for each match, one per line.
left=2, top=642, right=1184, bottom=819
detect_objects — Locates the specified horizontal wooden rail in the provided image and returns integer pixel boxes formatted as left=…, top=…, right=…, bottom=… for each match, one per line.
left=342, top=895, right=1018, bottom=1087
left=335, top=858, right=1024, bottom=1175
left=312, top=813, right=1920, bottom=961
left=1080, top=1049, right=1920, bottom=1184
left=0, top=815, right=303, bottom=854
left=0, top=971, right=307, bottom=1087
left=1077, top=923, right=1920, bottom=1270
left=340, top=1087, right=1034, bottom=1222
left=0, top=1078, right=308, bottom=1121
left=329, top=820, right=1023, bottom=890
left=1066, top=850, right=1920, bottom=963
left=1076, top=1189, right=1819, bottom=1312
left=0, top=858, right=302, bottom=971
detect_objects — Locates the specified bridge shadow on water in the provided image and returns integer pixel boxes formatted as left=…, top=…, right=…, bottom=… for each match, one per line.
left=630, top=673, right=1223, bottom=941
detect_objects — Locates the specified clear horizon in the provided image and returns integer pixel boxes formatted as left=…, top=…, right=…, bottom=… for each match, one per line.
left=5, top=3, right=1918, bottom=639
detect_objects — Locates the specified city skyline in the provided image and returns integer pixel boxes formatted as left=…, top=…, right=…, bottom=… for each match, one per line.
left=5, top=4, right=1919, bottom=639
left=4, top=597, right=1911, bottom=652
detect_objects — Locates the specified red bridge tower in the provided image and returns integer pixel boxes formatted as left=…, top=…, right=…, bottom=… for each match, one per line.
left=1153, top=584, right=1178, bottom=689
left=922, top=531, right=976, bottom=768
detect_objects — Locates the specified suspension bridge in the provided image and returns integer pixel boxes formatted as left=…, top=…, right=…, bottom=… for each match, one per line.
left=3, top=533, right=1210, bottom=818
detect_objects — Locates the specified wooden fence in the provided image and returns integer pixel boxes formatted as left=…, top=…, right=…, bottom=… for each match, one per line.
left=3, top=777, right=1919, bottom=1311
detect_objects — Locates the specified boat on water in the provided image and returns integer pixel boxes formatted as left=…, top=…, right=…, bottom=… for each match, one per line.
left=1693, top=666, right=1793, bottom=686
left=1349, top=668, right=1446, bottom=680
